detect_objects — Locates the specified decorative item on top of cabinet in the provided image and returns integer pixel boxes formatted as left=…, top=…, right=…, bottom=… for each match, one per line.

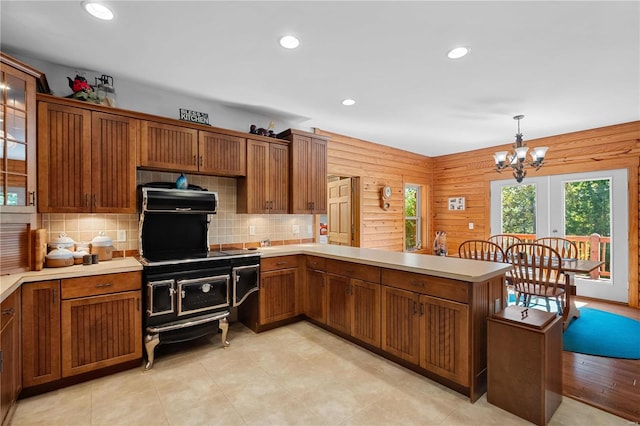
left=0, top=52, right=40, bottom=213
left=277, top=129, right=328, bottom=214
left=237, top=139, right=288, bottom=214
left=37, top=95, right=138, bottom=213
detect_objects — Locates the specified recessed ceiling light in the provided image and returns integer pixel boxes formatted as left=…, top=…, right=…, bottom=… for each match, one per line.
left=82, top=1, right=114, bottom=21
left=279, top=35, right=300, bottom=49
left=341, top=99, right=356, bottom=106
left=447, top=47, right=469, bottom=59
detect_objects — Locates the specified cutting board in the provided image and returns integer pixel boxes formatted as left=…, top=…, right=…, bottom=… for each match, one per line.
left=31, top=228, right=47, bottom=271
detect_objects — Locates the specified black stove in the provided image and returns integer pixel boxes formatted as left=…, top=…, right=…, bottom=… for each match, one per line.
left=137, top=183, right=261, bottom=369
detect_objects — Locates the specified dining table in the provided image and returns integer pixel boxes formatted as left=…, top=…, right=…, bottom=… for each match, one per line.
left=559, top=258, right=605, bottom=330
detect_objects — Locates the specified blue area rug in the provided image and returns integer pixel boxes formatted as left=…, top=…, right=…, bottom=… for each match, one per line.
left=563, top=307, right=640, bottom=359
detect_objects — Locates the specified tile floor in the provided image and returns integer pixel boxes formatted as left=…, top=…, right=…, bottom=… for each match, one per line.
left=10, top=321, right=627, bottom=426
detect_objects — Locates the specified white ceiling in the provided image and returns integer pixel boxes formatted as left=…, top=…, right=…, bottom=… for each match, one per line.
left=1, top=1, right=638, bottom=157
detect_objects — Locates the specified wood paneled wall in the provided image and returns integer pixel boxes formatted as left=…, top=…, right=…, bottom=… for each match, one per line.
left=431, top=121, right=639, bottom=307
left=316, top=129, right=433, bottom=252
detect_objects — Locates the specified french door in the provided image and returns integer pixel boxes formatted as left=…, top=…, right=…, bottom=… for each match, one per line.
left=491, top=169, right=628, bottom=302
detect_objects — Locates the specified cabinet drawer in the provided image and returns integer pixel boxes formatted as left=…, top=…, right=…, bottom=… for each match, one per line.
left=305, top=255, right=326, bottom=271
left=381, top=269, right=469, bottom=303
left=326, top=259, right=380, bottom=282
left=61, top=271, right=142, bottom=299
left=261, top=256, right=300, bottom=272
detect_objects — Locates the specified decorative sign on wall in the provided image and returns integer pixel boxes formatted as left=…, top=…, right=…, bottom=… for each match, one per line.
left=179, top=108, right=210, bottom=125
left=448, top=197, right=466, bottom=211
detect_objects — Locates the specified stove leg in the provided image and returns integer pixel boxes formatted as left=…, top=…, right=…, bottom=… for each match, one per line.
left=219, top=317, right=230, bottom=347
left=144, top=332, right=159, bottom=370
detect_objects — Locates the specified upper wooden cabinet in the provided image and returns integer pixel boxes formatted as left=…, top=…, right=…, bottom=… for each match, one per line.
left=37, top=97, right=138, bottom=213
left=237, top=139, right=289, bottom=214
left=138, top=121, right=246, bottom=176
left=0, top=53, right=39, bottom=213
left=278, top=129, right=328, bottom=214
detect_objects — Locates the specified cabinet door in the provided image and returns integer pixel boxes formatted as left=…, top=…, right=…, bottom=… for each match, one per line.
left=22, top=280, right=61, bottom=387
left=240, top=139, right=270, bottom=213
left=37, top=102, right=92, bottom=212
left=259, top=268, right=298, bottom=324
left=351, top=279, right=381, bottom=348
left=61, top=290, right=142, bottom=377
left=1, top=289, right=21, bottom=423
left=289, top=134, right=327, bottom=214
left=419, top=295, right=469, bottom=386
left=138, top=120, right=198, bottom=172
left=268, top=142, right=289, bottom=213
left=309, top=137, right=327, bottom=213
left=304, top=268, right=326, bottom=324
left=91, top=112, right=137, bottom=213
left=199, top=131, right=246, bottom=176
left=326, top=273, right=351, bottom=335
left=381, top=286, right=420, bottom=364
left=0, top=61, right=36, bottom=212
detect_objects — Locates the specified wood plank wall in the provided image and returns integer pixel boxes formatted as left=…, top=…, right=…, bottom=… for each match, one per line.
left=316, top=129, right=433, bottom=252
left=431, top=121, right=639, bottom=308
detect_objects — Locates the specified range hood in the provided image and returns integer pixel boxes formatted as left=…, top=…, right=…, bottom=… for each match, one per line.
left=138, top=184, right=217, bottom=214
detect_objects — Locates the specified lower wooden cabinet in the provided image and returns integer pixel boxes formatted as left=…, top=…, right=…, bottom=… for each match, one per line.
left=381, top=286, right=420, bottom=364
left=22, top=272, right=142, bottom=389
left=304, top=261, right=327, bottom=324
left=1, top=288, right=22, bottom=424
left=258, top=256, right=300, bottom=325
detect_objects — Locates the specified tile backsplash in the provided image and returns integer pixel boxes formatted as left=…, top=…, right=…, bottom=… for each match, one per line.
left=40, top=171, right=315, bottom=252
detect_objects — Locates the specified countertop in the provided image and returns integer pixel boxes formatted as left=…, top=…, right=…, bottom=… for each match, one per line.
left=1, top=257, right=143, bottom=303
left=1, top=244, right=512, bottom=302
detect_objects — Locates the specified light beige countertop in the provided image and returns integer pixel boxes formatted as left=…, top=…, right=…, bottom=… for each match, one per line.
left=2, top=245, right=512, bottom=302
left=1, top=257, right=143, bottom=303
left=257, top=243, right=512, bottom=282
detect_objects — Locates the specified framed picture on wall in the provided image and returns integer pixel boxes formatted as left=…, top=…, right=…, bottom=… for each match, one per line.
left=448, top=197, right=465, bottom=211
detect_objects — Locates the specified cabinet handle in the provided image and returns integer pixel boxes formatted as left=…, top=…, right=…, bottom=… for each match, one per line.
left=193, top=155, right=197, bottom=166
left=1, top=307, right=15, bottom=316
left=199, top=155, right=203, bottom=167
left=137, top=297, right=140, bottom=312
left=419, top=303, right=424, bottom=316
left=85, top=194, right=90, bottom=208
left=413, top=301, right=418, bottom=315
left=410, top=280, right=425, bottom=288
left=29, top=191, right=36, bottom=206
left=275, top=262, right=287, bottom=266
left=53, top=289, right=57, bottom=305
left=93, top=194, right=97, bottom=207
left=95, top=282, right=113, bottom=288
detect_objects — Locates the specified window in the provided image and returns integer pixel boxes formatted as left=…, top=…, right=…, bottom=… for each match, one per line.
left=405, top=184, right=421, bottom=251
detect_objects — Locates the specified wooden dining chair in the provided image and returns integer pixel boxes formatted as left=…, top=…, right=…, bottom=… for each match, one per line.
left=505, top=242, right=567, bottom=313
left=458, top=240, right=505, bottom=262
left=488, top=234, right=522, bottom=252
left=533, top=237, right=578, bottom=260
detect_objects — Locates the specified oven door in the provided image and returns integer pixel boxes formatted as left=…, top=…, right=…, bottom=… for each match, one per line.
left=232, top=264, right=260, bottom=307
left=177, top=275, right=229, bottom=316
left=147, top=279, right=175, bottom=317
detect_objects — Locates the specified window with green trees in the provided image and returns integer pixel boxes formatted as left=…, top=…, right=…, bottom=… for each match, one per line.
left=501, top=184, right=536, bottom=234
left=405, top=184, right=421, bottom=251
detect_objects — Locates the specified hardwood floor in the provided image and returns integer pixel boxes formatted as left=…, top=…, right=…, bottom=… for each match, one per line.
left=562, top=297, right=640, bottom=422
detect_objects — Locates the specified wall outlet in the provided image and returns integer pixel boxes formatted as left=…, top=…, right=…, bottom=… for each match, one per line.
left=249, top=225, right=256, bottom=235
left=292, top=225, right=300, bottom=234
left=468, top=222, right=474, bottom=230
left=116, top=230, right=127, bottom=242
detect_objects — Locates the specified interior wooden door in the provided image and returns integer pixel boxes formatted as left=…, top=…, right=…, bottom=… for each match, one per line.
left=91, top=112, right=137, bottom=213
left=381, top=286, right=420, bottom=364
left=22, top=280, right=61, bottom=387
left=328, top=178, right=352, bottom=246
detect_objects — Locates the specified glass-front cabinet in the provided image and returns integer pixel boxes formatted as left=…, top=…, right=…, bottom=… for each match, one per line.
left=0, top=53, right=39, bottom=212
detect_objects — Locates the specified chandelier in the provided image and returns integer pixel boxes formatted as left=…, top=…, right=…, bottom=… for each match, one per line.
left=493, top=115, right=548, bottom=183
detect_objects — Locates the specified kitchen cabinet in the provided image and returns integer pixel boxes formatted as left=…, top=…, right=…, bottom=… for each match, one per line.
left=22, top=280, right=61, bottom=387
left=304, top=256, right=327, bottom=324
left=1, top=288, right=21, bottom=424
left=0, top=53, right=39, bottom=213
left=258, top=256, right=300, bottom=325
left=139, top=121, right=247, bottom=177
left=326, top=259, right=381, bottom=347
left=381, top=269, right=470, bottom=387
left=278, top=129, right=328, bottom=214
left=37, top=97, right=138, bottom=213
left=237, top=139, right=289, bottom=214
left=22, top=272, right=142, bottom=389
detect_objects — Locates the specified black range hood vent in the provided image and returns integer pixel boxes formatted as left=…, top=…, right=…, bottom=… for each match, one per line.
left=138, top=184, right=217, bottom=214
